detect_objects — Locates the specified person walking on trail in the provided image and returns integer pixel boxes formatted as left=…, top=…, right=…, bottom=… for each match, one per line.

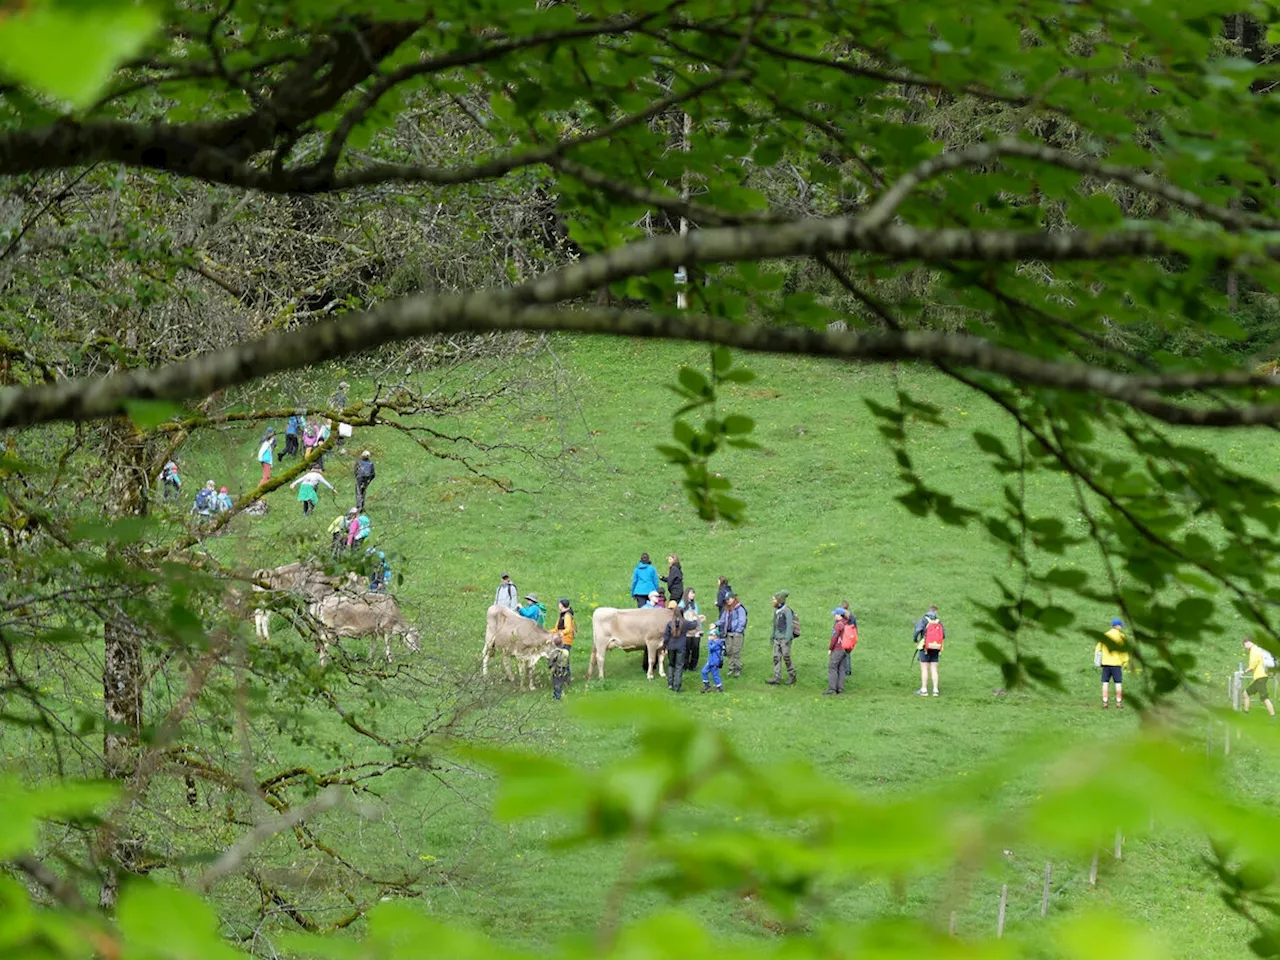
left=302, top=420, right=319, bottom=458
left=716, top=593, right=748, bottom=678
left=825, top=607, right=858, bottom=695
left=314, top=420, right=332, bottom=470
left=346, top=510, right=372, bottom=548
left=661, top=554, right=684, bottom=609
left=548, top=635, right=571, bottom=701
left=215, top=487, right=233, bottom=514
left=191, top=481, right=217, bottom=519
left=290, top=467, right=334, bottom=516
left=630, top=552, right=660, bottom=608
left=716, top=576, right=732, bottom=619
left=518, top=593, right=547, bottom=627
left=663, top=601, right=691, bottom=692
left=354, top=451, right=376, bottom=511
left=913, top=605, right=946, bottom=697
left=701, top=624, right=725, bottom=694
left=160, top=459, right=181, bottom=502
left=553, top=598, right=575, bottom=682
left=495, top=573, right=519, bottom=610
left=766, top=591, right=797, bottom=686
left=367, top=550, right=391, bottom=593
left=1096, top=617, right=1129, bottom=709
left=1242, top=638, right=1277, bottom=719
left=257, top=428, right=277, bottom=484
left=330, top=508, right=356, bottom=556
left=282, top=410, right=303, bottom=461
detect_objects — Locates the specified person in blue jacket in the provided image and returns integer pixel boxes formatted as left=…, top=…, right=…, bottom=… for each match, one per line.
left=630, top=552, right=660, bottom=608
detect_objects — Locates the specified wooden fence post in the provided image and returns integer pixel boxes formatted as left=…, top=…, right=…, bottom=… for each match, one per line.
left=1040, top=861, right=1052, bottom=916
left=997, top=884, right=1008, bottom=938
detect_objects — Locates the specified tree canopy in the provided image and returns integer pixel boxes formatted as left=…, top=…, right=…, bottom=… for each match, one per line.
left=5, top=0, right=1280, bottom=957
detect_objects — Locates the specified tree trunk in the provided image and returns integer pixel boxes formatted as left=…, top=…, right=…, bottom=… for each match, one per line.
left=97, top=418, right=152, bottom=908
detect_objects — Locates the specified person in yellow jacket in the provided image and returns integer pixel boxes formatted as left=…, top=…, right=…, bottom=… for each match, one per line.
left=1096, top=618, right=1130, bottom=710
left=552, top=598, right=575, bottom=683
left=1242, top=637, right=1276, bottom=719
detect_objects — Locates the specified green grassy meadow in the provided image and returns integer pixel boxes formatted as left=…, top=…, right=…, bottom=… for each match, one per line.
left=169, top=336, right=1280, bottom=957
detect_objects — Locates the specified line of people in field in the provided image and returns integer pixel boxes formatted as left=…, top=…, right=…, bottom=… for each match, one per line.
left=502, top=552, right=1223, bottom=709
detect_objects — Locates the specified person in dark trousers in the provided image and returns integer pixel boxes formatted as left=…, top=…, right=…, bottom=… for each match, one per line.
left=716, top=576, right=732, bottom=619
left=716, top=594, right=748, bottom=678
left=630, top=552, right=660, bottom=608
left=661, top=554, right=683, bottom=609
left=333, top=382, right=351, bottom=453
left=281, top=410, right=303, bottom=460
left=548, top=636, right=570, bottom=701
left=825, top=608, right=858, bottom=695
left=680, top=587, right=703, bottom=670
left=553, top=598, right=575, bottom=683
left=663, top=601, right=690, bottom=692
left=495, top=573, right=519, bottom=610
left=160, top=459, right=181, bottom=501
left=354, top=450, right=376, bottom=511
left=766, top=590, right=796, bottom=686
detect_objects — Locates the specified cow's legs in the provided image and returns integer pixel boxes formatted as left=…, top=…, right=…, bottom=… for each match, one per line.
left=502, top=654, right=515, bottom=683
left=255, top=609, right=270, bottom=641
left=656, top=644, right=666, bottom=679
left=482, top=643, right=492, bottom=677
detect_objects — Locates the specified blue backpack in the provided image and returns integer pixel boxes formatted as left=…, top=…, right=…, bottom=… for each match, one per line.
left=195, top=489, right=214, bottom=512
left=356, top=514, right=372, bottom=539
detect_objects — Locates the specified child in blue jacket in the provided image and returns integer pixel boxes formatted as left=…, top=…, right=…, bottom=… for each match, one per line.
left=701, top=625, right=725, bottom=693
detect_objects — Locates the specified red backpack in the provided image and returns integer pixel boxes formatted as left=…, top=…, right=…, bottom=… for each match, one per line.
left=924, top=619, right=945, bottom=651
left=840, top=622, right=858, bottom=651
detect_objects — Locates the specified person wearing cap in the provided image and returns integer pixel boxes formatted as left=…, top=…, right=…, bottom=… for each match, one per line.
left=766, top=590, right=796, bottom=686
left=630, top=552, right=660, bottom=608
left=913, top=605, right=945, bottom=697
left=701, top=624, right=726, bottom=693
left=662, top=600, right=691, bottom=692
left=716, top=593, right=748, bottom=678
left=518, top=593, right=547, bottom=627
left=354, top=450, right=376, bottom=511
left=495, top=573, right=519, bottom=611
left=643, top=590, right=663, bottom=609
left=825, top=608, right=858, bottom=695
left=214, top=486, right=234, bottom=514
left=1096, top=618, right=1130, bottom=709
left=552, top=598, right=575, bottom=682
left=1242, top=637, right=1277, bottom=719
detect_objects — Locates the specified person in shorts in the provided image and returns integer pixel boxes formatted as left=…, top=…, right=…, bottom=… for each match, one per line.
left=1095, top=618, right=1130, bottom=709
left=1243, top=637, right=1277, bottom=719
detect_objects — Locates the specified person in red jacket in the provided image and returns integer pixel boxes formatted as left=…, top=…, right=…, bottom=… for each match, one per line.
left=825, top=607, right=858, bottom=695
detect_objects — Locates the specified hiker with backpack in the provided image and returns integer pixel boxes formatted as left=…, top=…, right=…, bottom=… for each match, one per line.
left=191, top=481, right=217, bottom=520
left=354, top=451, right=376, bottom=511
left=1242, top=637, right=1277, bottom=719
left=766, top=590, right=797, bottom=686
left=716, top=593, right=747, bottom=678
left=367, top=550, right=391, bottom=593
left=302, top=419, right=319, bottom=458
left=518, top=593, right=547, bottom=627
left=290, top=466, right=335, bottom=516
left=160, top=459, right=181, bottom=502
left=716, top=576, right=733, bottom=619
left=1095, top=617, right=1129, bottom=709
left=913, top=605, right=945, bottom=697
left=330, top=508, right=356, bottom=557
left=825, top=607, right=858, bottom=695
left=346, top=510, right=372, bottom=548
left=257, top=428, right=277, bottom=484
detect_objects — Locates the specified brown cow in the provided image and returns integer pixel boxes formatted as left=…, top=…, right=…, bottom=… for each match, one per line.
left=482, top=605, right=555, bottom=690
left=309, top=592, right=421, bottom=664
left=588, top=606, right=670, bottom=681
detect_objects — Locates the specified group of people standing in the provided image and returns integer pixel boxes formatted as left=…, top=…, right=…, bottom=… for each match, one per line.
left=495, top=574, right=576, bottom=700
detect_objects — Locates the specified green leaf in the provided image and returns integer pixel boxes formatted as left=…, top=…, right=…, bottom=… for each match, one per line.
left=0, top=2, right=160, bottom=108
left=118, top=882, right=244, bottom=960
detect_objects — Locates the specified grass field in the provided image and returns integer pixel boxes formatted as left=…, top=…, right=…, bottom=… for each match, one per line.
left=167, top=335, right=1280, bottom=957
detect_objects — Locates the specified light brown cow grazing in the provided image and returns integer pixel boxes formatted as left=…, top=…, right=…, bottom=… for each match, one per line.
left=588, top=606, right=671, bottom=681
left=310, top=592, right=421, bottom=664
left=251, top=562, right=351, bottom=642
left=482, top=605, right=555, bottom=690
